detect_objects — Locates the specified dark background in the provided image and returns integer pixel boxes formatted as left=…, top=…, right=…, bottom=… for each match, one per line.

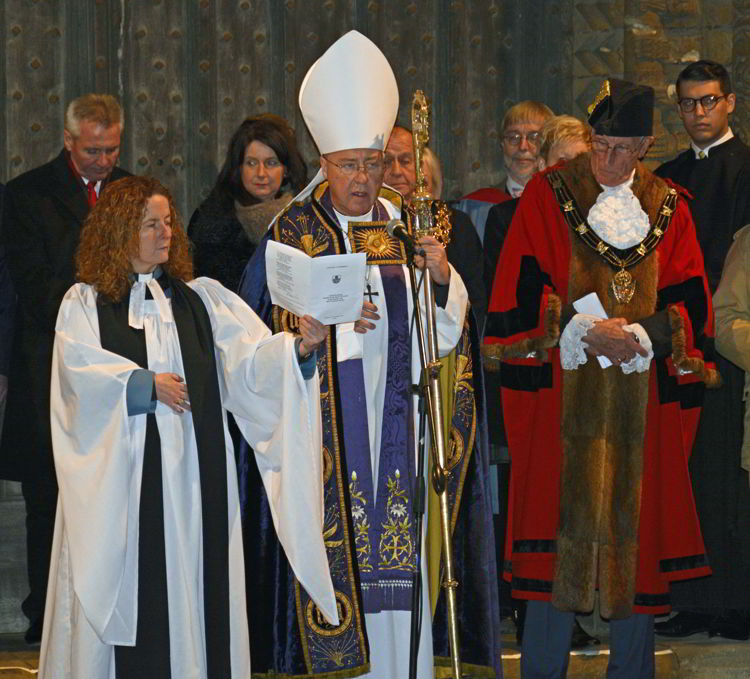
left=1, top=0, right=747, bottom=219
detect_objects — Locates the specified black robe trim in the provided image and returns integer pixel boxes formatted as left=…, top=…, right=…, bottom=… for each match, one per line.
left=484, top=254, right=554, bottom=339
left=660, top=553, right=710, bottom=574
left=97, top=274, right=231, bottom=678
left=500, top=363, right=553, bottom=392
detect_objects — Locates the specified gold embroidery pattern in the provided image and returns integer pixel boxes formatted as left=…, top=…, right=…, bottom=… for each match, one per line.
left=348, top=222, right=407, bottom=265
left=448, top=353, right=475, bottom=470
left=322, top=446, right=333, bottom=484
left=306, top=591, right=359, bottom=670
left=349, top=471, right=373, bottom=573
left=278, top=212, right=329, bottom=257
left=305, top=592, right=354, bottom=637
left=323, top=486, right=346, bottom=579
left=378, top=470, right=416, bottom=571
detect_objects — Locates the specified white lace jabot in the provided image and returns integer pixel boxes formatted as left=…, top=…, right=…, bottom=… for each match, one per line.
left=587, top=171, right=650, bottom=249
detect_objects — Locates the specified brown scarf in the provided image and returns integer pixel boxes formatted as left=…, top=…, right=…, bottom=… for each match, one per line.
left=234, top=193, right=293, bottom=245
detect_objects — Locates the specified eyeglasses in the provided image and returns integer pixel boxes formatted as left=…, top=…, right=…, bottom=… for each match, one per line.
left=591, top=138, right=638, bottom=158
left=503, top=131, right=542, bottom=147
left=325, top=157, right=384, bottom=176
left=677, top=94, right=727, bottom=113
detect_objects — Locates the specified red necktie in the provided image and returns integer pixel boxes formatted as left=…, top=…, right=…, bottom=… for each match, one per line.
left=87, top=181, right=98, bottom=207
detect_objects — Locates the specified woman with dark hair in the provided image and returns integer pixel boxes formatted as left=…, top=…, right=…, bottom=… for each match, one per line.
left=189, top=114, right=308, bottom=291
left=39, top=176, right=332, bottom=678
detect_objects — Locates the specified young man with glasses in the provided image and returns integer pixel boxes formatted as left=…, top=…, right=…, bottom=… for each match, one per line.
left=485, top=78, right=716, bottom=678
left=457, top=100, right=553, bottom=242
left=655, top=60, right=750, bottom=641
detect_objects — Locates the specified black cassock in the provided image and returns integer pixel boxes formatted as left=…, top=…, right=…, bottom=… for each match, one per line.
left=657, top=135, right=750, bottom=613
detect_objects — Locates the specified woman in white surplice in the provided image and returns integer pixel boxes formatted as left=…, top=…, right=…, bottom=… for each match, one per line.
left=39, top=176, right=338, bottom=679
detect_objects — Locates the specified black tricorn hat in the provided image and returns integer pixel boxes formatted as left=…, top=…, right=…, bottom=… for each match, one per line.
left=587, top=78, right=654, bottom=137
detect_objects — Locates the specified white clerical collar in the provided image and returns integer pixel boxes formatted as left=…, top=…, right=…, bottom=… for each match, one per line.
left=132, top=266, right=163, bottom=283
left=506, top=175, right=526, bottom=198
left=333, top=207, right=373, bottom=229
left=692, top=128, right=734, bottom=158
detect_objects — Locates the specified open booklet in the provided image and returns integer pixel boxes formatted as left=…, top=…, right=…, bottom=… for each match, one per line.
left=265, top=240, right=367, bottom=324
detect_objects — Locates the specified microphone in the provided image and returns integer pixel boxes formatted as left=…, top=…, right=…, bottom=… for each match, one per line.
left=386, top=219, right=425, bottom=257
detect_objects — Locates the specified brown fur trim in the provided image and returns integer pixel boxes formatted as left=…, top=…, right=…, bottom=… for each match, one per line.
left=553, top=200, right=658, bottom=618
left=482, top=294, right=561, bottom=369
left=631, top=162, right=670, bottom=226
left=553, top=153, right=602, bottom=216
left=668, top=307, right=723, bottom=388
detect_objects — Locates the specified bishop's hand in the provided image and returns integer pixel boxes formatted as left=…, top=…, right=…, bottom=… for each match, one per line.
left=413, top=235, right=450, bottom=285
left=354, top=301, right=380, bottom=334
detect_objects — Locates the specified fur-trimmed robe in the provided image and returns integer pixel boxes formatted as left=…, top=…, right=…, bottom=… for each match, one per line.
left=484, top=153, right=716, bottom=619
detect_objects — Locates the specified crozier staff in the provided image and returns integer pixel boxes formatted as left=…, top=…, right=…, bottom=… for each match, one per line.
left=38, top=175, right=334, bottom=679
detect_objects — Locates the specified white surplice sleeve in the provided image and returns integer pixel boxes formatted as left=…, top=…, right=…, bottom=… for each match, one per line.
left=188, top=277, right=338, bottom=625
left=50, top=283, right=146, bottom=644
left=424, top=262, right=469, bottom=357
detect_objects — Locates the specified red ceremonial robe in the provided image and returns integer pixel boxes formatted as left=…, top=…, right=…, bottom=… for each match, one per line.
left=483, top=153, right=716, bottom=617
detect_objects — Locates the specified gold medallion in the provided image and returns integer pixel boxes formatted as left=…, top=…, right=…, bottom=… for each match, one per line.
left=612, top=268, right=636, bottom=304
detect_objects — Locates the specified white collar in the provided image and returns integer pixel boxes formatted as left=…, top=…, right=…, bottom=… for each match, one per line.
left=333, top=207, right=374, bottom=229
left=506, top=175, right=526, bottom=198
left=128, top=271, right=172, bottom=329
left=692, top=128, right=734, bottom=158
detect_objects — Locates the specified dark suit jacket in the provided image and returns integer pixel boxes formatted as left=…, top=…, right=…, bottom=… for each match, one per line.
left=0, top=150, right=130, bottom=481
left=0, top=184, right=14, bottom=376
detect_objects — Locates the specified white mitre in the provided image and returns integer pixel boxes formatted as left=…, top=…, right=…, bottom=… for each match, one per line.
left=279, top=30, right=399, bottom=211
left=300, top=30, right=399, bottom=154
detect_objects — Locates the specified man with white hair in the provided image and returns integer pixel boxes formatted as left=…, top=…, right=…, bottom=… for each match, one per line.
left=485, top=79, right=717, bottom=678
left=240, top=30, right=500, bottom=679
left=0, top=93, right=130, bottom=644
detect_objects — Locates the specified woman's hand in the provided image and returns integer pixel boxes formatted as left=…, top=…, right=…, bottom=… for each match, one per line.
left=298, top=315, right=327, bottom=357
left=354, top=301, right=380, bottom=334
left=155, top=373, right=190, bottom=413
left=413, top=235, right=450, bottom=285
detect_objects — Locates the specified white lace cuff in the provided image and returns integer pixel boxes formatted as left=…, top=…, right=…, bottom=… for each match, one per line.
left=559, top=314, right=599, bottom=370
left=620, top=323, right=653, bottom=374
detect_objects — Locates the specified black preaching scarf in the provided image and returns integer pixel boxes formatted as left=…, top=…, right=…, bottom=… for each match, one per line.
left=97, top=273, right=231, bottom=679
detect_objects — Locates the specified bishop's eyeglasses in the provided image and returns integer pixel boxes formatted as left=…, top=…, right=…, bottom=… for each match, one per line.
left=677, top=94, right=727, bottom=113
left=325, top=157, right=384, bottom=176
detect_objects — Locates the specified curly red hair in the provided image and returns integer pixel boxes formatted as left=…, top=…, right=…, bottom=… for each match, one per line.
left=76, top=176, right=193, bottom=301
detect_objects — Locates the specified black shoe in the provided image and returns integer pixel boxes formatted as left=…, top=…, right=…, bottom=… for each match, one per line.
left=571, top=618, right=600, bottom=649
left=654, top=612, right=711, bottom=637
left=708, top=612, right=750, bottom=641
left=24, top=618, right=43, bottom=646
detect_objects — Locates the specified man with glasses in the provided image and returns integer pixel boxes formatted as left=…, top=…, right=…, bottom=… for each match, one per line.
left=239, top=31, right=500, bottom=679
left=457, top=100, right=553, bottom=243
left=654, top=60, right=750, bottom=640
left=485, top=78, right=716, bottom=678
